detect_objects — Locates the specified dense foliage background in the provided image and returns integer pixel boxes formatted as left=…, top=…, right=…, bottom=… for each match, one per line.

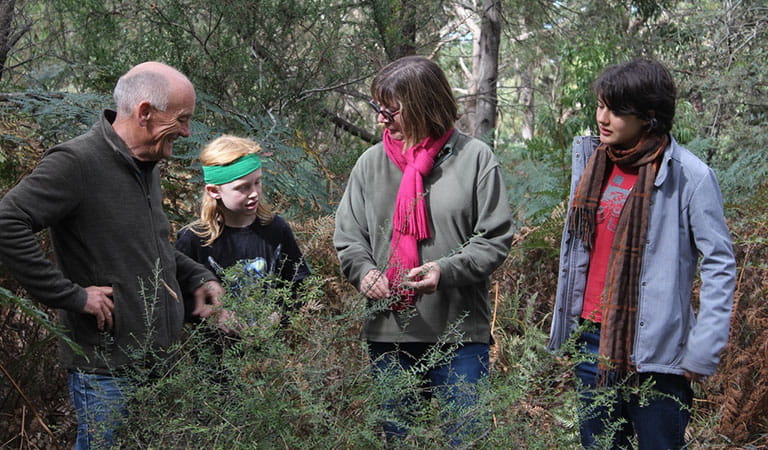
left=0, top=0, right=766, bottom=448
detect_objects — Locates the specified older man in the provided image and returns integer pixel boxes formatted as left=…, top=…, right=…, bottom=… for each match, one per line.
left=0, top=61, right=223, bottom=448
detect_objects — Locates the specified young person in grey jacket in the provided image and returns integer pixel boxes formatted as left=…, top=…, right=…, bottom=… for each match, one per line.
left=548, top=59, right=736, bottom=449
left=334, top=56, right=514, bottom=445
left=0, top=62, right=226, bottom=449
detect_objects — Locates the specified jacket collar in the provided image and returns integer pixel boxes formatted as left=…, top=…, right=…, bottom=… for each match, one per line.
left=434, top=129, right=464, bottom=167
left=98, top=109, right=144, bottom=166
left=654, top=135, right=678, bottom=188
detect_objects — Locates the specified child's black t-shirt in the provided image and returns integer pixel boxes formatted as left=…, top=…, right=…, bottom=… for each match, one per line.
left=175, top=215, right=311, bottom=320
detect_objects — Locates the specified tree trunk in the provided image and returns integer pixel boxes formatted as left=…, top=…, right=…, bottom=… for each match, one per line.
left=0, top=0, right=30, bottom=84
left=520, top=63, right=535, bottom=140
left=454, top=2, right=480, bottom=135
left=0, top=0, right=17, bottom=82
left=472, top=0, right=501, bottom=147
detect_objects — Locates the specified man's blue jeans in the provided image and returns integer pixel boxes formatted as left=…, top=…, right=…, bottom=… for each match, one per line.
left=368, top=341, right=489, bottom=445
left=68, top=371, right=130, bottom=449
left=575, top=328, right=693, bottom=450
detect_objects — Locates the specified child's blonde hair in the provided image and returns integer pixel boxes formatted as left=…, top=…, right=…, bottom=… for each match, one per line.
left=187, top=135, right=273, bottom=246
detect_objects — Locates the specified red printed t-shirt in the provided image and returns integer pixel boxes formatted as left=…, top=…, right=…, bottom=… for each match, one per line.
left=580, top=164, right=638, bottom=322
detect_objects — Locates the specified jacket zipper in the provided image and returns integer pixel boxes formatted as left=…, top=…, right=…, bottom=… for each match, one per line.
left=133, top=162, right=171, bottom=343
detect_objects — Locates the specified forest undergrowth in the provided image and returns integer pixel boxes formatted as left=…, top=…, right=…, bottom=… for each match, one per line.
left=1, top=198, right=767, bottom=448
left=0, top=116, right=767, bottom=449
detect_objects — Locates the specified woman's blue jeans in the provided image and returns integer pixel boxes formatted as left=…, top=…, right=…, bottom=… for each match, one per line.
left=68, top=371, right=130, bottom=450
left=575, top=327, right=693, bottom=450
left=368, top=341, right=489, bottom=446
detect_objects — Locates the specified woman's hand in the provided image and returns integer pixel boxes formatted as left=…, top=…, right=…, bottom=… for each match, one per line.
left=360, top=269, right=391, bottom=299
left=402, top=262, right=441, bottom=294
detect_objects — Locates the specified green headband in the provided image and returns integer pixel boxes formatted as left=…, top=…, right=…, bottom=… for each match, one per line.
left=202, top=153, right=262, bottom=185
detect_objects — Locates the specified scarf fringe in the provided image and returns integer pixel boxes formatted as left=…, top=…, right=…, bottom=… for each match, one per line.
left=393, top=196, right=430, bottom=240
left=569, top=207, right=594, bottom=251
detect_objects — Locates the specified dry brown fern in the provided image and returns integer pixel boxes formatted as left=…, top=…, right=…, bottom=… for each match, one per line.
left=709, top=210, right=768, bottom=444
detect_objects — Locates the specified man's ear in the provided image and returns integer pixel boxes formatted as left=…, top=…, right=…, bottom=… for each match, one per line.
left=137, top=101, right=153, bottom=127
left=205, top=184, right=221, bottom=200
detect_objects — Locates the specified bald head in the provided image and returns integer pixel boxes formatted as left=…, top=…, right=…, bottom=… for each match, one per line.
left=113, top=61, right=194, bottom=116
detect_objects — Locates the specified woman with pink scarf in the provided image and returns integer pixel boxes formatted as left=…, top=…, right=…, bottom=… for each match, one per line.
left=334, top=56, right=514, bottom=445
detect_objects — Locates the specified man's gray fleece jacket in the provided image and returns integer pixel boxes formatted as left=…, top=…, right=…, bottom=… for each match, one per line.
left=0, top=110, right=216, bottom=373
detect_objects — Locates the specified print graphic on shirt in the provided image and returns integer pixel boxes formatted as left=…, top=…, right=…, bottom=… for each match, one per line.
left=596, top=175, right=632, bottom=232
left=245, top=257, right=268, bottom=277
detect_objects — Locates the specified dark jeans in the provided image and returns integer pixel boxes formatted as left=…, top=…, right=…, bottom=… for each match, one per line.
left=68, top=371, right=131, bottom=450
left=368, top=341, right=489, bottom=446
left=575, top=328, right=693, bottom=450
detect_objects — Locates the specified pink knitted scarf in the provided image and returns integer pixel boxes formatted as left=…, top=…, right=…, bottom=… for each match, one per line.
left=383, top=127, right=454, bottom=310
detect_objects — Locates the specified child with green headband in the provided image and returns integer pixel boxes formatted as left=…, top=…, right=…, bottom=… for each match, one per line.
left=176, top=134, right=311, bottom=325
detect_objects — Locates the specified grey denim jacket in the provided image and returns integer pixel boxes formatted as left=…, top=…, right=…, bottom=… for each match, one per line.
left=548, top=136, right=736, bottom=376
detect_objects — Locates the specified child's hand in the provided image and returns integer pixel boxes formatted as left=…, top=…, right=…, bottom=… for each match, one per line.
left=192, top=280, right=225, bottom=318
left=212, top=308, right=244, bottom=336
left=268, top=311, right=282, bottom=326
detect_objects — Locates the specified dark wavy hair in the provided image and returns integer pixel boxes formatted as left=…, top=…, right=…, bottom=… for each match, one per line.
left=371, top=56, right=458, bottom=147
left=593, top=58, right=676, bottom=136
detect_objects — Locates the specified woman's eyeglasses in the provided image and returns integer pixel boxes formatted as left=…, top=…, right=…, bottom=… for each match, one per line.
left=368, top=100, right=400, bottom=123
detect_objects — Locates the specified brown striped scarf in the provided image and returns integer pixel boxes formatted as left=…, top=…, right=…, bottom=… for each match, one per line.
left=569, top=134, right=668, bottom=378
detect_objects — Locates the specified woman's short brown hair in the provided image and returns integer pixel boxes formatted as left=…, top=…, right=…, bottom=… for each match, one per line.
left=371, top=56, right=458, bottom=145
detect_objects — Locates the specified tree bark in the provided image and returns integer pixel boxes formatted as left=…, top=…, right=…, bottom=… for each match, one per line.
left=0, top=0, right=30, bottom=83
left=520, top=62, right=535, bottom=140
left=0, top=0, right=17, bottom=82
left=454, top=3, right=479, bottom=135
left=472, top=0, right=501, bottom=147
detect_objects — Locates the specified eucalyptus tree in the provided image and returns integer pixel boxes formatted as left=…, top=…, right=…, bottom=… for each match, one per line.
left=0, top=0, right=33, bottom=84
left=449, top=0, right=503, bottom=145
